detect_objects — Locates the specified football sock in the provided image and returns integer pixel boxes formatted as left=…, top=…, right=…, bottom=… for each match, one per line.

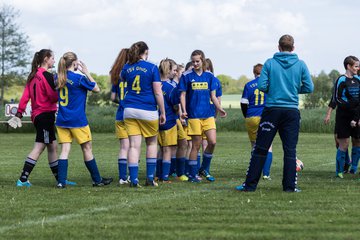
left=20, top=157, right=37, bottom=182
left=351, top=147, right=360, bottom=173
left=201, top=152, right=213, bottom=173
left=156, top=158, right=163, bottom=179
left=128, top=163, right=139, bottom=184
left=146, top=158, right=157, bottom=181
left=84, top=158, right=102, bottom=183
left=345, top=149, right=351, bottom=165
left=185, top=158, right=190, bottom=176
left=118, top=158, right=127, bottom=181
left=263, top=152, right=273, bottom=176
left=49, top=160, right=59, bottom=181
left=162, top=160, right=171, bottom=181
left=176, top=157, right=186, bottom=176
left=188, top=160, right=198, bottom=178
left=197, top=152, right=201, bottom=172
left=170, top=157, right=176, bottom=174
left=336, top=149, right=346, bottom=174
left=57, top=159, right=68, bottom=185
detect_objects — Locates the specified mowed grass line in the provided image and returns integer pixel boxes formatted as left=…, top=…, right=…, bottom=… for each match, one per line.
left=1, top=132, right=360, bottom=239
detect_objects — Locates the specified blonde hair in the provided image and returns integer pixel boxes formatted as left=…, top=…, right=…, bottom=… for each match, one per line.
left=57, top=52, right=77, bottom=89
left=159, top=58, right=177, bottom=79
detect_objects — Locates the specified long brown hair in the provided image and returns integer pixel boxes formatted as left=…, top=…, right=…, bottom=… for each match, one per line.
left=27, top=49, right=53, bottom=82
left=128, top=41, right=148, bottom=65
left=109, top=48, right=129, bottom=85
left=57, top=52, right=78, bottom=89
left=191, top=50, right=207, bottom=72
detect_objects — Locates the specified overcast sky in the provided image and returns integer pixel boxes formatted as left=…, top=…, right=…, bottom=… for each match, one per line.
left=2, top=0, right=359, bottom=79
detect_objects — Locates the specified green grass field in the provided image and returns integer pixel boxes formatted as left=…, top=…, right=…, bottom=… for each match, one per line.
left=1, top=132, right=360, bottom=239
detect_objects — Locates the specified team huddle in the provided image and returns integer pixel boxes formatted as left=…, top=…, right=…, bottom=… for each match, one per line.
left=9, top=41, right=228, bottom=188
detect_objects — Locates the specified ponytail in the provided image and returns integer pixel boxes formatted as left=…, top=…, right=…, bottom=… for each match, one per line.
left=109, top=48, right=129, bottom=85
left=128, top=41, right=148, bottom=65
left=57, top=52, right=77, bottom=89
left=159, top=58, right=177, bottom=80
left=27, top=49, right=53, bottom=83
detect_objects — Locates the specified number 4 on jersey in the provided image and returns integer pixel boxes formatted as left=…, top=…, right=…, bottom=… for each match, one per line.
left=132, top=75, right=141, bottom=94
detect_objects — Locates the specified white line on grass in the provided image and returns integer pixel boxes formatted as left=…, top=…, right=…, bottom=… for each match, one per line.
left=0, top=191, right=195, bottom=234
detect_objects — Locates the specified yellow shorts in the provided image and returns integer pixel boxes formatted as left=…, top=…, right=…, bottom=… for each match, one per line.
left=188, top=117, right=216, bottom=136
left=125, top=118, right=158, bottom=138
left=245, top=117, right=261, bottom=142
left=182, top=125, right=192, bottom=141
left=158, top=125, right=177, bottom=147
left=56, top=125, right=92, bottom=144
left=115, top=120, right=128, bottom=139
left=177, top=119, right=187, bottom=140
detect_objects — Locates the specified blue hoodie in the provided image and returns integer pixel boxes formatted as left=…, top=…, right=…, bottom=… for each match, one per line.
left=257, top=52, right=314, bottom=108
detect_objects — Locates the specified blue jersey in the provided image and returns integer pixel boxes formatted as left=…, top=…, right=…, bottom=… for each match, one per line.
left=121, top=60, right=161, bottom=111
left=178, top=69, right=216, bottom=119
left=160, top=80, right=180, bottom=131
left=56, top=71, right=95, bottom=128
left=111, top=80, right=127, bottom=121
left=210, top=77, right=222, bottom=117
left=241, top=77, right=266, bottom=118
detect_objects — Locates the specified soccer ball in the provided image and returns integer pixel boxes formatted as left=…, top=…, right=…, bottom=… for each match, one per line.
left=296, top=159, right=304, bottom=172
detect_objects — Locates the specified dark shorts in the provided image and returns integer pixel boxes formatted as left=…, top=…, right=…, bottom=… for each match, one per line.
left=335, top=108, right=360, bottom=139
left=33, top=111, right=56, bottom=144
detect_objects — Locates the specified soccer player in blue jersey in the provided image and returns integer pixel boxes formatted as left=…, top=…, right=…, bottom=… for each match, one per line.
left=157, top=58, right=181, bottom=182
left=236, top=35, right=313, bottom=192
left=241, top=63, right=273, bottom=180
left=121, top=41, right=166, bottom=187
left=55, top=52, right=113, bottom=188
left=179, top=50, right=226, bottom=182
left=332, top=56, right=360, bottom=178
left=110, top=48, right=130, bottom=185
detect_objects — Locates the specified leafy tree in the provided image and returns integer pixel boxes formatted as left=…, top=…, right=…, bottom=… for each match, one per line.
left=87, top=73, right=112, bottom=106
left=0, top=4, right=30, bottom=105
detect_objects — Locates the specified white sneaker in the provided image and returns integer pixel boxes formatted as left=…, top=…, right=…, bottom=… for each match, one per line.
left=119, top=178, right=129, bottom=185
left=263, top=175, right=272, bottom=180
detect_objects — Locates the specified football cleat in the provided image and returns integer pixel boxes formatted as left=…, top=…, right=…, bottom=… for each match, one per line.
left=93, top=177, right=113, bottom=187
left=337, top=173, right=344, bottom=179
left=177, top=175, right=189, bottom=181
left=56, top=183, right=66, bottom=189
left=198, top=169, right=215, bottom=182
left=119, top=178, right=129, bottom=185
left=65, top=180, right=77, bottom=186
left=263, top=175, right=272, bottom=180
left=129, top=182, right=141, bottom=188
left=16, top=179, right=31, bottom=187
left=235, top=185, right=255, bottom=192
left=285, top=188, right=302, bottom=193
left=188, top=176, right=201, bottom=183
left=145, top=179, right=159, bottom=187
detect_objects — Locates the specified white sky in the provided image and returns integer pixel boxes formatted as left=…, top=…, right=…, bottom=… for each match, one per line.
left=2, top=0, right=358, bottom=79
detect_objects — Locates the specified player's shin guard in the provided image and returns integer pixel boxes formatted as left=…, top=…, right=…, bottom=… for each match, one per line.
left=263, top=152, right=273, bottom=176
left=19, top=157, right=37, bottom=182
left=176, top=157, right=186, bottom=176
left=156, top=158, right=163, bottom=179
left=197, top=152, right=201, bottom=172
left=146, top=158, right=157, bottom=181
left=350, top=147, right=360, bottom=173
left=128, top=162, right=139, bottom=184
left=336, top=149, right=346, bottom=174
left=49, top=160, right=59, bottom=181
left=201, top=152, right=213, bottom=173
left=188, top=160, right=198, bottom=178
left=57, top=159, right=68, bottom=185
left=170, top=157, right=176, bottom=175
left=118, top=158, right=127, bottom=181
left=85, top=158, right=102, bottom=183
left=162, top=160, right=171, bottom=181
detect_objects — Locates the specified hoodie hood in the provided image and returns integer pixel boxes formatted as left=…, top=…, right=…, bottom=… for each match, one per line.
left=273, top=52, right=299, bottom=69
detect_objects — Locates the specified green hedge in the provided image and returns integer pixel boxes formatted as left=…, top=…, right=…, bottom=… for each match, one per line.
left=0, top=105, right=334, bottom=133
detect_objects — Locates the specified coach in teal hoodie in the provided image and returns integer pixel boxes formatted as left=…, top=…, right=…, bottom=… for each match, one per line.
left=236, top=34, right=314, bottom=193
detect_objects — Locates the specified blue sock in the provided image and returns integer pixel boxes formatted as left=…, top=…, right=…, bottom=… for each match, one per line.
left=197, top=152, right=201, bottom=172
left=118, top=158, right=127, bottom=181
left=156, top=158, right=163, bottom=179
left=146, top=158, right=157, bottom=181
left=162, top=160, right=171, bottom=180
left=170, top=157, right=176, bottom=174
left=128, top=163, right=139, bottom=184
left=58, top=159, right=68, bottom=185
left=189, top=160, right=198, bottom=178
left=185, top=159, right=190, bottom=176
left=176, top=157, right=186, bottom=176
left=201, top=152, right=213, bottom=173
left=85, top=159, right=101, bottom=183
left=351, top=147, right=360, bottom=173
left=263, top=152, right=273, bottom=176
left=345, top=149, right=351, bottom=165
left=336, top=149, right=346, bottom=174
